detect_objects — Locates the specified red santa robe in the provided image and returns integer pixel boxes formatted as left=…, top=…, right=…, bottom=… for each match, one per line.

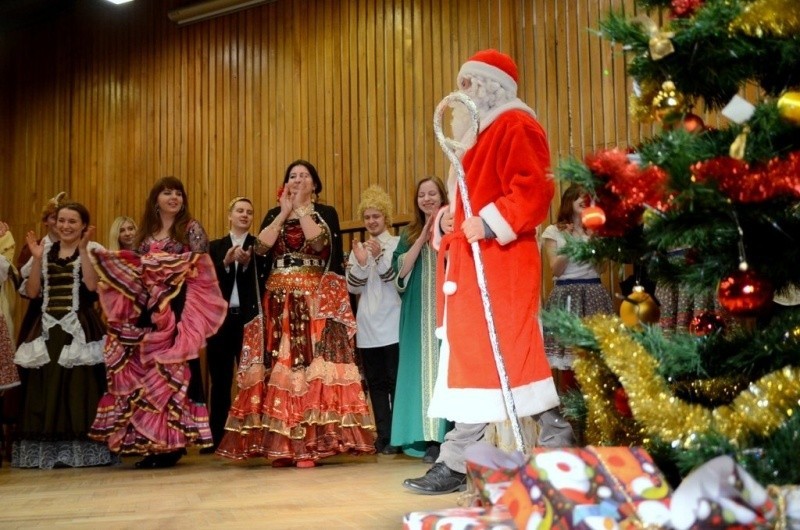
left=428, top=100, right=560, bottom=423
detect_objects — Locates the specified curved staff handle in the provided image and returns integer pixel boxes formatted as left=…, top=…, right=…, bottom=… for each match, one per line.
left=433, top=92, right=525, bottom=453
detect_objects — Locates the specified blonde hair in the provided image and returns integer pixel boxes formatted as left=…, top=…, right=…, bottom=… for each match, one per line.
left=108, top=216, right=137, bottom=251
left=228, top=196, right=252, bottom=211
left=357, top=185, right=393, bottom=227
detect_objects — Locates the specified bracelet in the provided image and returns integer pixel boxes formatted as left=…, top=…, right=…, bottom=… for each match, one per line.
left=253, top=237, right=272, bottom=255
left=293, top=203, right=315, bottom=218
left=305, top=229, right=329, bottom=247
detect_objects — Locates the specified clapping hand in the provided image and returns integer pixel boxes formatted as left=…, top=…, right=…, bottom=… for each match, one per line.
left=26, top=231, right=45, bottom=260
left=352, top=239, right=369, bottom=266
left=236, top=246, right=252, bottom=267
left=279, top=186, right=293, bottom=216
left=80, top=226, right=96, bottom=250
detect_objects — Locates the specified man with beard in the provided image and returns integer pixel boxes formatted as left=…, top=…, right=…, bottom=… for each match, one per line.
left=403, top=49, right=574, bottom=495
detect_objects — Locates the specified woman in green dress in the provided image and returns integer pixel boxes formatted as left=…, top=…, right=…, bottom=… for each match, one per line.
left=390, top=176, right=450, bottom=460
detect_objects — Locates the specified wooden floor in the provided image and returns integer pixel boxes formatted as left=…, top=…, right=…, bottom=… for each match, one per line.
left=0, top=450, right=464, bottom=529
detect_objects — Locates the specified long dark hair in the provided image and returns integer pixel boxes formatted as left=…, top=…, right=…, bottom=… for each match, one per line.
left=405, top=176, right=448, bottom=244
left=135, top=176, right=193, bottom=248
left=556, top=183, right=588, bottom=226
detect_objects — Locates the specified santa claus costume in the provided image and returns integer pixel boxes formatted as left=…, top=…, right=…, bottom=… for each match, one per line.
left=404, top=49, right=573, bottom=496
left=430, top=50, right=559, bottom=423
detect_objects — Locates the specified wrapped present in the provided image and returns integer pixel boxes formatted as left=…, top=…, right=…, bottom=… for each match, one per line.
left=402, top=506, right=516, bottom=530
left=464, top=443, right=672, bottom=529
left=669, top=455, right=800, bottom=529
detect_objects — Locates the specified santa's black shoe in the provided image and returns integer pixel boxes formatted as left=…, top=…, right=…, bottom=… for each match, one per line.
left=402, top=462, right=467, bottom=495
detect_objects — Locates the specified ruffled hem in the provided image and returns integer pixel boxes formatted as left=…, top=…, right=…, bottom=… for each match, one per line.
left=88, top=251, right=223, bottom=455
left=11, top=439, right=118, bottom=469
left=58, top=337, right=105, bottom=367
left=0, top=380, right=21, bottom=391
left=216, top=419, right=376, bottom=461
left=90, top=396, right=212, bottom=454
left=14, top=337, right=50, bottom=368
left=217, top=361, right=376, bottom=461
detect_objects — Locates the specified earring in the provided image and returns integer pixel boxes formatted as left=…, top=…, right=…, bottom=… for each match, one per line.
left=155, top=205, right=160, bottom=215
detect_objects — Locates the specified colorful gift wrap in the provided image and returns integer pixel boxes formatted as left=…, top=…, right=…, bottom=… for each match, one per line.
left=464, top=444, right=672, bottom=529
left=402, top=506, right=517, bottom=530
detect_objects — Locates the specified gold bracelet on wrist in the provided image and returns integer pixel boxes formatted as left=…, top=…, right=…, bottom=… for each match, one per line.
left=293, top=203, right=315, bottom=218
left=306, top=229, right=329, bottom=246
left=253, top=237, right=272, bottom=255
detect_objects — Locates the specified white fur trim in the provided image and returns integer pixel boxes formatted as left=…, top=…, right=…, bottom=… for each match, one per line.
left=459, top=61, right=517, bottom=97
left=478, top=99, right=537, bottom=133
left=480, top=203, right=516, bottom=245
left=15, top=337, right=50, bottom=368
left=428, top=328, right=560, bottom=422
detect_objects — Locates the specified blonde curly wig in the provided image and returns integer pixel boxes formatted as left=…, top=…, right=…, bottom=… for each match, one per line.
left=357, top=185, right=393, bottom=227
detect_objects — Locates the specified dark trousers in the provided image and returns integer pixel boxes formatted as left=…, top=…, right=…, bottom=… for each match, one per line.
left=205, top=309, right=245, bottom=446
left=360, top=343, right=399, bottom=444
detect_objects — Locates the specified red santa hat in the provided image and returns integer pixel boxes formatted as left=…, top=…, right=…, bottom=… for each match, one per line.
left=457, top=49, right=518, bottom=97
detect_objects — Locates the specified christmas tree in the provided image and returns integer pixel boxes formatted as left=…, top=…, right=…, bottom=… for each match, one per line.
left=543, top=0, right=800, bottom=486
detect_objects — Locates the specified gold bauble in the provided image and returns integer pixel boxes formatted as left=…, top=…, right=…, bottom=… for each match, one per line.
left=652, top=81, right=686, bottom=124
left=777, top=91, right=800, bottom=126
left=620, top=286, right=660, bottom=327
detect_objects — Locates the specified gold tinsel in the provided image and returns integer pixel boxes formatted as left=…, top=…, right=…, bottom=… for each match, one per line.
left=579, top=314, right=800, bottom=449
left=729, top=0, right=800, bottom=38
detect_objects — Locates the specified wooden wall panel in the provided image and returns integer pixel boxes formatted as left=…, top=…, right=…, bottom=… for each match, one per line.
left=2, top=0, right=641, bottom=322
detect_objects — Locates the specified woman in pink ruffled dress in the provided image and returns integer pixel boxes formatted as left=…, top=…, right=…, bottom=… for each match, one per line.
left=89, top=176, right=226, bottom=468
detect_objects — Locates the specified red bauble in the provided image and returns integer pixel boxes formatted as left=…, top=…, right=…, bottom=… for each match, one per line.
left=681, top=113, right=706, bottom=134
left=613, top=387, right=632, bottom=418
left=688, top=311, right=725, bottom=337
left=717, top=269, right=774, bottom=316
left=581, top=205, right=606, bottom=230
left=671, top=0, right=703, bottom=17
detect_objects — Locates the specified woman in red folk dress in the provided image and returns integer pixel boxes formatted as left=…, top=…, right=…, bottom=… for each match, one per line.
left=89, top=176, right=226, bottom=468
left=217, top=159, right=375, bottom=467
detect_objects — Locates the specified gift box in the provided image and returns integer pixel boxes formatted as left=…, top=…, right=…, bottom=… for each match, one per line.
left=402, top=506, right=516, bottom=530
left=465, top=444, right=672, bottom=529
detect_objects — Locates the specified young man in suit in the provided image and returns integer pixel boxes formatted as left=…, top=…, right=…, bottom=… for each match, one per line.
left=205, top=197, right=267, bottom=451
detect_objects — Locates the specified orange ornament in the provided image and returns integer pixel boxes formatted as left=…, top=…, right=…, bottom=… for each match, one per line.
left=620, top=286, right=660, bottom=328
left=581, top=205, right=606, bottom=230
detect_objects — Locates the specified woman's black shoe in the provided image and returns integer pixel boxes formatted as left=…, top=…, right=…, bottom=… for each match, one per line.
left=153, top=450, right=185, bottom=468
left=134, top=454, right=158, bottom=469
left=135, top=449, right=185, bottom=469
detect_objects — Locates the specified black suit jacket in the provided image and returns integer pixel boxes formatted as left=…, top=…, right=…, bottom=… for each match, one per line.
left=208, top=233, right=268, bottom=323
left=259, top=203, right=345, bottom=276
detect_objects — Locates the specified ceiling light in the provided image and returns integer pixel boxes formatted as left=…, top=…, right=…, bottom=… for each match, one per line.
left=168, top=0, right=276, bottom=26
